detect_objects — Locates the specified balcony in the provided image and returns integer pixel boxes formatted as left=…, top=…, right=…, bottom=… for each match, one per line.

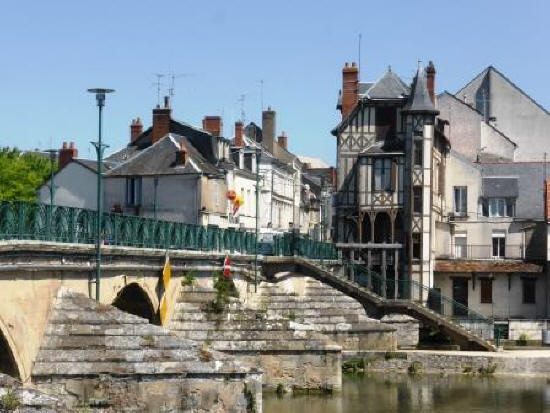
left=440, top=244, right=524, bottom=260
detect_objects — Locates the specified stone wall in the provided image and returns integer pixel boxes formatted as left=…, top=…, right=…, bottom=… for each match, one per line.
left=509, top=319, right=549, bottom=342
left=360, top=350, right=550, bottom=375
left=381, top=314, right=419, bottom=348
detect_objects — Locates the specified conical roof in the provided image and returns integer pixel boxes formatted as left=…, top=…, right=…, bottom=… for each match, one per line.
left=403, top=66, right=439, bottom=114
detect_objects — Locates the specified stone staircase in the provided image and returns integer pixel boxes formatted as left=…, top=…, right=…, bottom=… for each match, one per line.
left=263, top=256, right=496, bottom=352
left=259, top=278, right=397, bottom=351
left=168, top=284, right=342, bottom=392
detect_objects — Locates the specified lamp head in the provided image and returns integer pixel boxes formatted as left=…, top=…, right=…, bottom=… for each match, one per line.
left=87, top=88, right=115, bottom=107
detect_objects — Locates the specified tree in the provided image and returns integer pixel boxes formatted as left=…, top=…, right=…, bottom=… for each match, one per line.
left=0, top=147, right=56, bottom=201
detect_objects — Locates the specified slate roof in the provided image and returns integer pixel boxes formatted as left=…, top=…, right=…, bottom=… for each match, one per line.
left=106, top=134, right=222, bottom=177
left=435, top=259, right=542, bottom=273
left=403, top=67, right=439, bottom=114
left=73, top=158, right=116, bottom=173
left=363, top=70, right=410, bottom=100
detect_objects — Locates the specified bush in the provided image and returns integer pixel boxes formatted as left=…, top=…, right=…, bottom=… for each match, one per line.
left=0, top=391, right=20, bottom=411
left=478, top=363, right=497, bottom=375
left=210, top=272, right=239, bottom=313
left=407, top=361, right=423, bottom=375
left=517, top=333, right=529, bottom=346
left=181, top=271, right=196, bottom=287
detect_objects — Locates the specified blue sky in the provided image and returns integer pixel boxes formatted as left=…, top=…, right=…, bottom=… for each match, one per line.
left=0, top=1, right=548, bottom=165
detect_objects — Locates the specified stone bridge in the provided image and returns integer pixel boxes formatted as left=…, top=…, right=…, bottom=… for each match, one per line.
left=0, top=240, right=493, bottom=385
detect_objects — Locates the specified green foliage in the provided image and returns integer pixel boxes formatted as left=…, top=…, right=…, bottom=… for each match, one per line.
left=181, top=270, right=196, bottom=287
left=210, top=272, right=239, bottom=313
left=288, top=311, right=296, bottom=321
left=478, top=363, right=497, bottom=375
left=517, top=333, right=529, bottom=346
left=0, top=147, right=56, bottom=201
left=0, top=390, right=20, bottom=411
left=407, top=361, right=423, bottom=375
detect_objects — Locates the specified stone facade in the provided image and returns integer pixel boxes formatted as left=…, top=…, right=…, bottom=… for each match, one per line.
left=381, top=314, right=420, bottom=348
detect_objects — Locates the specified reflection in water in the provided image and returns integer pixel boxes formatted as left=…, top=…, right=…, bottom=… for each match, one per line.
left=264, top=373, right=550, bottom=413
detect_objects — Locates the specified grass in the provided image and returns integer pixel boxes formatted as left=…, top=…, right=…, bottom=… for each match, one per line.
left=407, top=361, right=423, bottom=375
left=181, top=270, right=196, bottom=287
left=0, top=391, right=20, bottom=411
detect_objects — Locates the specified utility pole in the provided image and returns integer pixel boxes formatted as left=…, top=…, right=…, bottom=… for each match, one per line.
left=45, top=149, right=58, bottom=239
left=88, top=88, right=115, bottom=302
left=153, top=176, right=159, bottom=220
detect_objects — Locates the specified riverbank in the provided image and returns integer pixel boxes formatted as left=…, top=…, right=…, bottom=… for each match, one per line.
left=344, top=349, right=550, bottom=376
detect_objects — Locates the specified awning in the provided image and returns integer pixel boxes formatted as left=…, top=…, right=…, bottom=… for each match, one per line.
left=435, top=259, right=542, bottom=273
left=482, top=177, right=518, bottom=198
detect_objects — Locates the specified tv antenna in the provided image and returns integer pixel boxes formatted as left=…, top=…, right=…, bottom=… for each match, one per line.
left=167, top=72, right=196, bottom=104
left=153, top=73, right=165, bottom=107
left=238, top=94, right=246, bottom=123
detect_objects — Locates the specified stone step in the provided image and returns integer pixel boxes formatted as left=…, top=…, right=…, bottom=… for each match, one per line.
left=265, top=301, right=367, bottom=310
left=171, top=329, right=316, bottom=342
left=168, top=320, right=292, bottom=331
left=35, top=348, right=199, bottom=363
left=40, top=333, right=193, bottom=350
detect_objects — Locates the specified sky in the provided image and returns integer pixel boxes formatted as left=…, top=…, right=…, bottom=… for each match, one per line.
left=0, top=0, right=548, bottom=166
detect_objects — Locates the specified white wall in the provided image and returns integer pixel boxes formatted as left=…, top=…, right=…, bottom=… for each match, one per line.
left=38, top=162, right=98, bottom=210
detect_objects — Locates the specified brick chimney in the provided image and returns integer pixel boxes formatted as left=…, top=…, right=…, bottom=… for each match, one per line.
left=130, top=117, right=143, bottom=144
left=175, top=142, right=186, bottom=166
left=426, top=61, right=436, bottom=104
left=58, top=141, right=78, bottom=170
left=277, top=131, right=288, bottom=151
left=152, top=97, right=171, bottom=144
left=262, top=106, right=276, bottom=154
left=341, top=62, right=359, bottom=119
left=202, top=116, right=223, bottom=137
left=234, top=121, right=244, bottom=147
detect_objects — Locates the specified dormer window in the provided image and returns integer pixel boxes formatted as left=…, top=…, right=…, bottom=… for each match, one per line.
left=126, top=177, right=142, bottom=207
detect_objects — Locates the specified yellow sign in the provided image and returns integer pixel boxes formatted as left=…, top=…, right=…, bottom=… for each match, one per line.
left=159, top=253, right=171, bottom=324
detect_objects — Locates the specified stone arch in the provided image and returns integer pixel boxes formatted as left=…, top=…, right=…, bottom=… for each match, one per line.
left=374, top=212, right=392, bottom=244
left=394, top=212, right=404, bottom=244
left=112, top=283, right=158, bottom=324
left=0, top=317, right=24, bottom=380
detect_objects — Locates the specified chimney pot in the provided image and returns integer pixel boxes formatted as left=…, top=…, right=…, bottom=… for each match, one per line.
left=262, top=108, right=276, bottom=154
left=426, top=61, right=436, bottom=104
left=152, top=104, right=172, bottom=144
left=341, top=61, right=359, bottom=119
left=130, top=116, right=144, bottom=144
left=202, top=116, right=223, bottom=137
left=234, top=121, right=244, bottom=147
left=277, top=131, right=288, bottom=150
left=58, top=141, right=78, bottom=170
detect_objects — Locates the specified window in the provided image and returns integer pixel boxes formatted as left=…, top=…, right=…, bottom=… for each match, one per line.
left=454, top=187, right=467, bottom=216
left=373, top=158, right=392, bottom=191
left=480, top=278, right=493, bottom=304
left=375, top=106, right=396, bottom=141
left=485, top=198, right=515, bottom=217
left=454, top=234, right=467, bottom=258
left=126, top=177, right=142, bottom=207
left=523, top=279, right=536, bottom=304
left=492, top=231, right=506, bottom=258
left=413, top=187, right=422, bottom=214
left=414, top=140, right=423, bottom=166
left=412, top=233, right=421, bottom=259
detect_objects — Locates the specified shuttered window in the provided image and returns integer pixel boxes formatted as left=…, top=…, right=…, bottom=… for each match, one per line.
left=480, top=278, right=492, bottom=304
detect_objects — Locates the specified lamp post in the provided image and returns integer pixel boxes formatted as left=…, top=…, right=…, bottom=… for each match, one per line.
left=254, top=147, right=261, bottom=293
left=45, top=149, right=58, bottom=240
left=87, top=88, right=115, bottom=302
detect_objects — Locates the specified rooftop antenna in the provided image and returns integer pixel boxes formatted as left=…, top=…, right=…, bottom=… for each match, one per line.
left=238, top=94, right=246, bottom=123
left=167, top=72, right=196, bottom=106
left=358, top=33, right=362, bottom=80
left=154, top=73, right=165, bottom=107
left=259, top=79, right=264, bottom=112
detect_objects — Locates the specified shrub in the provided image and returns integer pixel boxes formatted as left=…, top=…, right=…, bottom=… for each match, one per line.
left=0, top=391, right=20, bottom=411
left=478, top=363, right=497, bottom=375
left=517, top=333, right=529, bottom=346
left=407, top=361, right=423, bottom=375
left=210, top=272, right=239, bottom=313
left=288, top=311, right=296, bottom=321
left=181, top=270, right=196, bottom=287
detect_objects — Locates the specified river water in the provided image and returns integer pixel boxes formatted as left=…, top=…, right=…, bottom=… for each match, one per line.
left=264, top=373, right=550, bottom=412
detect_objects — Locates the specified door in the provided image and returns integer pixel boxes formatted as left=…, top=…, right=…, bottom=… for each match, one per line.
left=452, top=278, right=468, bottom=317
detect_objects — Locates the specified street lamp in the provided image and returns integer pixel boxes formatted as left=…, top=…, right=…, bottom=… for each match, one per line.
left=87, top=88, right=115, bottom=302
left=44, top=149, right=58, bottom=240
left=254, top=147, right=262, bottom=293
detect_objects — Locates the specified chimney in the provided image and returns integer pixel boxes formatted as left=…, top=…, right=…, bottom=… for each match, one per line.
left=58, top=141, right=78, bottom=170
left=234, top=121, right=244, bottom=147
left=152, top=96, right=171, bottom=144
left=175, top=142, right=186, bottom=166
left=262, top=106, right=276, bottom=153
left=277, top=131, right=288, bottom=151
left=202, top=116, right=223, bottom=137
left=341, top=62, right=359, bottom=119
left=130, top=118, right=143, bottom=144
left=426, top=61, right=436, bottom=104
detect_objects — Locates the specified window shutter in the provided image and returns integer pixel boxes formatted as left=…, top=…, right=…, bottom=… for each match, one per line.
left=391, top=161, right=397, bottom=192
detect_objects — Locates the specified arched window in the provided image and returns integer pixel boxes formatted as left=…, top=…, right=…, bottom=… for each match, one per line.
left=113, top=283, right=157, bottom=324
left=374, top=213, right=392, bottom=244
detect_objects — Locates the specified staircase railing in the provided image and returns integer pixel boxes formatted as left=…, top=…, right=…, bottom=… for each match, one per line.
left=272, top=233, right=338, bottom=260
left=348, top=263, right=494, bottom=340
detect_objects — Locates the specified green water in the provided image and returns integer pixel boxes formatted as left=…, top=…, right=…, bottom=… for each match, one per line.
left=264, top=373, right=550, bottom=412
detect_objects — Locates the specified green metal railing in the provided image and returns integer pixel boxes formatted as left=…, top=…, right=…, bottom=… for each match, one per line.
left=349, top=263, right=494, bottom=340
left=273, top=232, right=338, bottom=260
left=0, top=201, right=256, bottom=254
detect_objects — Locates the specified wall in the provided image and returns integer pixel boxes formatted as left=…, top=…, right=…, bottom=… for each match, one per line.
left=434, top=272, right=547, bottom=319
left=480, top=122, right=515, bottom=160
left=38, top=162, right=97, bottom=210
